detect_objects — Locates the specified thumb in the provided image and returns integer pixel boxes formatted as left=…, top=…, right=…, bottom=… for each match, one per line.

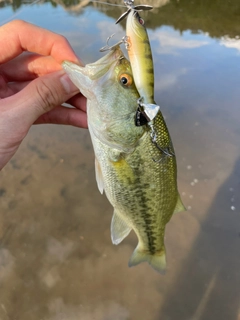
left=16, top=69, right=79, bottom=126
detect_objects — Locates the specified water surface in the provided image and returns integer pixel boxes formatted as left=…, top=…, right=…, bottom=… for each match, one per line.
left=0, top=1, right=240, bottom=319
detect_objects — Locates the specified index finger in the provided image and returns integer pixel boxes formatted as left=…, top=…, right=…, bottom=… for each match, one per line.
left=0, top=20, right=81, bottom=65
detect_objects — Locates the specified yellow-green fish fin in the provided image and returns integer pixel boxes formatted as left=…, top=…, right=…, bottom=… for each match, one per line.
left=111, top=211, right=132, bottom=245
left=128, top=246, right=167, bottom=274
left=173, top=194, right=186, bottom=214
left=95, top=158, right=104, bottom=194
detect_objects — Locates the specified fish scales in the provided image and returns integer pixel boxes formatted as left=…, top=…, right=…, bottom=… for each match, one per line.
left=100, top=118, right=178, bottom=258
left=62, top=46, right=184, bottom=273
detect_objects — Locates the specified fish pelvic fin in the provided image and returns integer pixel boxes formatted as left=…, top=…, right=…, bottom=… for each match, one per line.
left=128, top=245, right=167, bottom=274
left=173, top=194, right=186, bottom=214
left=111, top=211, right=132, bottom=245
left=95, top=158, right=104, bottom=194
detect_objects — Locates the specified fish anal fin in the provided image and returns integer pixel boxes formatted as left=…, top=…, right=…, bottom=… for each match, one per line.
left=128, top=245, right=167, bottom=274
left=173, top=194, right=186, bottom=214
left=95, top=158, right=104, bottom=194
left=111, top=211, right=132, bottom=245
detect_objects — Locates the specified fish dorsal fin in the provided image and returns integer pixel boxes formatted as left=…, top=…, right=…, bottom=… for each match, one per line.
left=95, top=158, right=104, bottom=194
left=111, top=211, right=132, bottom=245
left=173, top=194, right=186, bottom=214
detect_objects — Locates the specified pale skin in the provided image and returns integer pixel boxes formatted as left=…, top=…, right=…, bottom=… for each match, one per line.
left=0, top=20, right=87, bottom=170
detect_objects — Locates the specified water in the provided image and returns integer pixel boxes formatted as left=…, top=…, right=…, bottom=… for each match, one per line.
left=0, top=1, right=240, bottom=319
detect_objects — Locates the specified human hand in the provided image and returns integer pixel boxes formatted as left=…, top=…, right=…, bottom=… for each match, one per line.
left=0, top=20, right=87, bottom=170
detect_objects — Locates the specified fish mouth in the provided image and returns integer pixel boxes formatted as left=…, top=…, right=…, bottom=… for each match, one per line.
left=85, top=46, right=125, bottom=80
left=62, top=45, right=127, bottom=96
left=98, top=45, right=124, bottom=66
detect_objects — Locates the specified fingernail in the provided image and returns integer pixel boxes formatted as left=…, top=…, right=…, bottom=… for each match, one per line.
left=60, top=73, right=79, bottom=94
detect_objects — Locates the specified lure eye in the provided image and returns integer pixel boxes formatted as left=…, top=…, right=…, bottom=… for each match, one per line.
left=139, top=17, right=144, bottom=25
left=135, top=12, right=144, bottom=25
left=119, top=73, right=133, bottom=87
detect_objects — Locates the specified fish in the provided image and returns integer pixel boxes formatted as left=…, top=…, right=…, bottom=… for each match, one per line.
left=62, top=46, right=185, bottom=273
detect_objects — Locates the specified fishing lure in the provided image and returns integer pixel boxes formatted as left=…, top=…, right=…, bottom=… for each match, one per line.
left=115, top=0, right=153, bottom=24
left=116, top=1, right=160, bottom=121
left=116, top=1, right=174, bottom=159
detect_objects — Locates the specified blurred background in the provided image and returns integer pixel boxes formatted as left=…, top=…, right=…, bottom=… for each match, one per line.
left=0, top=1, right=240, bottom=319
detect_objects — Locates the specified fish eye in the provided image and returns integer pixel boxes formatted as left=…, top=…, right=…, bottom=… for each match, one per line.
left=119, top=73, right=133, bottom=87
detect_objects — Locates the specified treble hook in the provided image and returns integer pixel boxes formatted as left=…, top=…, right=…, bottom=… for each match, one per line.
left=99, top=34, right=129, bottom=52
left=149, top=123, right=175, bottom=162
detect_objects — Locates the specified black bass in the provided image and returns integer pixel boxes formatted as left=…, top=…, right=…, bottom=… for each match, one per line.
left=62, top=46, right=184, bottom=273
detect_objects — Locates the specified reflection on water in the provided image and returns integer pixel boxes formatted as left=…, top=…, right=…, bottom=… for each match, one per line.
left=0, top=1, right=240, bottom=319
left=161, top=157, right=240, bottom=320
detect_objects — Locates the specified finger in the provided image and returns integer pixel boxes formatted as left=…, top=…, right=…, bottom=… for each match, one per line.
left=6, top=80, right=30, bottom=95
left=0, top=20, right=82, bottom=65
left=0, top=54, right=62, bottom=81
left=34, top=105, right=88, bottom=128
left=3, top=70, right=80, bottom=127
left=66, top=94, right=87, bottom=113
left=6, top=81, right=87, bottom=114
left=0, top=74, right=15, bottom=98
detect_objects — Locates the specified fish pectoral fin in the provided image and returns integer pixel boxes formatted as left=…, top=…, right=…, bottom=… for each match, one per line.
left=173, top=194, right=186, bottom=214
left=95, top=158, right=104, bottom=194
left=108, top=148, right=122, bottom=162
left=111, top=211, right=132, bottom=245
left=128, top=245, right=167, bottom=274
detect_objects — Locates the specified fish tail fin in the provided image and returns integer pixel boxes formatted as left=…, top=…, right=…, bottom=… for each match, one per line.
left=128, top=245, right=166, bottom=274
